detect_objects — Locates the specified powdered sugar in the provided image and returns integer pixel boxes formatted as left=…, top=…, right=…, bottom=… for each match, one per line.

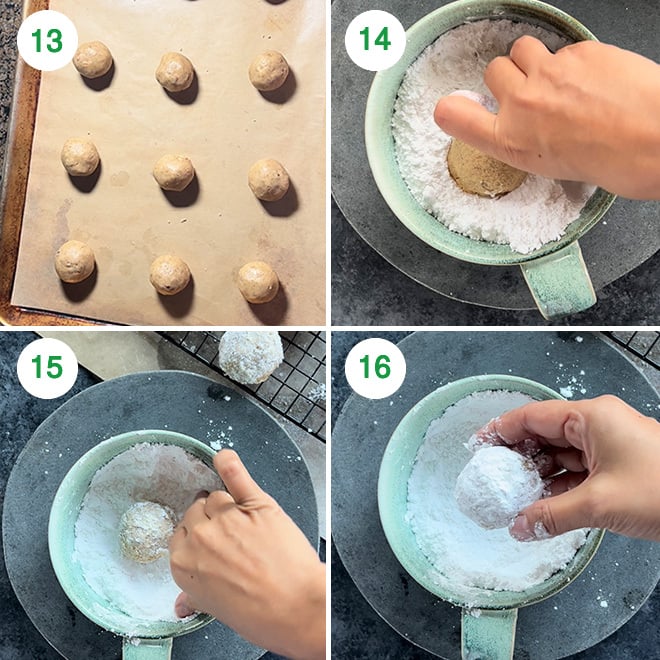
left=406, top=390, right=588, bottom=592
left=454, top=446, right=544, bottom=530
left=392, top=20, right=595, bottom=254
left=217, top=331, right=283, bottom=385
left=74, top=443, right=221, bottom=623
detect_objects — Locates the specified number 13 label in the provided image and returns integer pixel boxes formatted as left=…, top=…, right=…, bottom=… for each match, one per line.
left=17, top=10, right=78, bottom=72
left=345, top=10, right=406, bottom=72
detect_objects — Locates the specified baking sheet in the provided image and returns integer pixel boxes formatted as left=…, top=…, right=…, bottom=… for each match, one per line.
left=11, top=0, right=325, bottom=325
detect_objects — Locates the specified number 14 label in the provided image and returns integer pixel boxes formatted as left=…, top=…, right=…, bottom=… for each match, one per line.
left=345, top=10, right=406, bottom=72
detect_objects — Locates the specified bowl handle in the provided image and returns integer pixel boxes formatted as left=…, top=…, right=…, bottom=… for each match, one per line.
left=519, top=241, right=596, bottom=319
left=462, top=607, right=518, bottom=660
left=122, top=637, right=173, bottom=660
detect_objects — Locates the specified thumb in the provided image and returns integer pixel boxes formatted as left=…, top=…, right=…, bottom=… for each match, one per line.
left=509, top=487, right=593, bottom=541
left=174, top=591, right=199, bottom=619
left=214, top=449, right=265, bottom=506
left=434, top=95, right=500, bottom=159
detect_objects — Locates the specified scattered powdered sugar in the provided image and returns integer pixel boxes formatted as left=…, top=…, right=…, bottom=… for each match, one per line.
left=406, top=390, right=588, bottom=593
left=392, top=20, right=595, bottom=254
left=74, top=443, right=222, bottom=623
left=308, top=383, right=326, bottom=403
left=454, top=446, right=544, bottom=529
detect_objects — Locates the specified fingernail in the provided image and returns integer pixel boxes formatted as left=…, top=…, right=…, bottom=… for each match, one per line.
left=174, top=592, right=196, bottom=618
left=194, top=490, right=209, bottom=501
left=510, top=514, right=551, bottom=541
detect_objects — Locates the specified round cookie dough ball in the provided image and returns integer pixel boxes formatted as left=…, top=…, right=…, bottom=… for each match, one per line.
left=118, top=501, right=176, bottom=563
left=60, top=138, right=100, bottom=177
left=237, top=261, right=279, bottom=304
left=54, top=240, right=95, bottom=284
left=454, top=446, right=544, bottom=530
left=447, top=138, right=527, bottom=198
left=73, top=41, right=113, bottom=79
left=149, top=255, right=191, bottom=295
left=248, top=159, right=289, bottom=202
left=155, top=52, right=195, bottom=93
left=248, top=50, right=289, bottom=91
left=217, top=331, right=284, bottom=385
left=153, top=155, right=195, bottom=192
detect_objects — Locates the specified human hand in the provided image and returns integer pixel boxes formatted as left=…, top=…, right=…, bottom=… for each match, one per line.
left=169, top=449, right=325, bottom=660
left=471, top=395, right=660, bottom=542
left=434, top=37, right=660, bottom=199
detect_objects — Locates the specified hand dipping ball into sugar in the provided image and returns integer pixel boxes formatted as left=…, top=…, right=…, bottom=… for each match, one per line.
left=73, top=41, right=113, bottom=79
left=54, top=240, right=95, bottom=284
left=217, top=331, right=284, bottom=385
left=454, top=446, right=545, bottom=530
left=149, top=255, right=191, bottom=295
left=237, top=261, right=279, bottom=304
left=248, top=50, right=289, bottom=91
left=248, top=159, right=290, bottom=202
left=155, top=52, right=195, bottom=93
left=153, top=155, right=195, bottom=192
left=118, top=501, right=176, bottom=563
left=61, top=138, right=100, bottom=177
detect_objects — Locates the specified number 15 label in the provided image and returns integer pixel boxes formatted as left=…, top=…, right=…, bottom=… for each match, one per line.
left=17, top=338, right=79, bottom=399
left=345, top=10, right=406, bottom=72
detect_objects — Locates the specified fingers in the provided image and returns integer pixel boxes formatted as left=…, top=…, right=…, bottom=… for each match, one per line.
left=493, top=400, right=588, bottom=450
left=214, top=449, right=264, bottom=506
left=544, top=471, right=587, bottom=497
left=434, top=95, right=497, bottom=156
left=510, top=485, right=592, bottom=541
left=484, top=55, right=525, bottom=100
left=174, top=591, right=200, bottom=619
left=509, top=35, right=552, bottom=74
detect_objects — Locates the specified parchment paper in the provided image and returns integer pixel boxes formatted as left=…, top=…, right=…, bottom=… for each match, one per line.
left=12, top=0, right=325, bottom=325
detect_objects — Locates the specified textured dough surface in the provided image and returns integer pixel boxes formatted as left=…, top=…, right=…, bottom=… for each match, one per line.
left=118, top=501, right=176, bottom=563
left=60, top=138, right=100, bottom=177
left=152, top=155, right=195, bottom=192
left=248, top=159, right=290, bottom=201
left=149, top=255, right=191, bottom=295
left=217, top=331, right=284, bottom=384
left=55, top=240, right=95, bottom=283
left=155, top=52, right=195, bottom=92
left=237, top=261, right=279, bottom=303
left=249, top=50, right=289, bottom=91
left=73, top=41, right=113, bottom=78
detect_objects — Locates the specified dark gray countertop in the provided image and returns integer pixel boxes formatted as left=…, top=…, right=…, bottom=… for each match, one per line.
left=331, top=331, right=660, bottom=659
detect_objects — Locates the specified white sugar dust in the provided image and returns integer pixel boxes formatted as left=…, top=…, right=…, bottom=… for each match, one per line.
left=406, top=391, right=587, bottom=592
left=74, top=443, right=221, bottom=622
left=392, top=20, right=596, bottom=254
left=455, top=446, right=545, bottom=530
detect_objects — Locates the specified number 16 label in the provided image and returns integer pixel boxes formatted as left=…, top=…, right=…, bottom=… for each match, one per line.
left=345, top=338, right=406, bottom=400
left=17, top=338, right=79, bottom=399
left=345, top=10, right=406, bottom=72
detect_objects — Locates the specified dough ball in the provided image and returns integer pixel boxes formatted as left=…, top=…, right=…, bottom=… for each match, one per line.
left=454, top=446, right=544, bottom=530
left=54, top=240, right=95, bottom=283
left=118, top=501, right=176, bottom=563
left=248, top=50, right=289, bottom=91
left=153, top=155, right=195, bottom=192
left=73, top=41, right=113, bottom=79
left=60, top=138, right=100, bottom=177
left=149, top=255, right=191, bottom=295
left=248, top=159, right=289, bottom=202
left=217, top=331, right=284, bottom=385
left=447, top=138, right=527, bottom=198
left=156, top=52, right=195, bottom=93
left=237, top=261, right=279, bottom=304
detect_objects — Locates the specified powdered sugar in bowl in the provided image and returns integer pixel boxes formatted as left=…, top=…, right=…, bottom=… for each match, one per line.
left=378, top=375, right=604, bottom=660
left=48, top=430, right=219, bottom=659
left=365, top=0, right=616, bottom=319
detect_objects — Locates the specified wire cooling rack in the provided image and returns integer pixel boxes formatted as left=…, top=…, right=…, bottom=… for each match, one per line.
left=605, top=331, right=660, bottom=370
left=160, top=331, right=326, bottom=442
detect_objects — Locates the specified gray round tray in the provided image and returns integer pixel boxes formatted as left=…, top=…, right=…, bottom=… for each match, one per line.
left=332, top=331, right=660, bottom=658
left=3, top=370, right=318, bottom=660
left=331, top=0, right=660, bottom=309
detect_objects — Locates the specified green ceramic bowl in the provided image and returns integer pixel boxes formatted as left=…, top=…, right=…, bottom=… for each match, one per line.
left=365, top=0, right=617, bottom=319
left=378, top=375, right=604, bottom=659
left=49, top=430, right=216, bottom=660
